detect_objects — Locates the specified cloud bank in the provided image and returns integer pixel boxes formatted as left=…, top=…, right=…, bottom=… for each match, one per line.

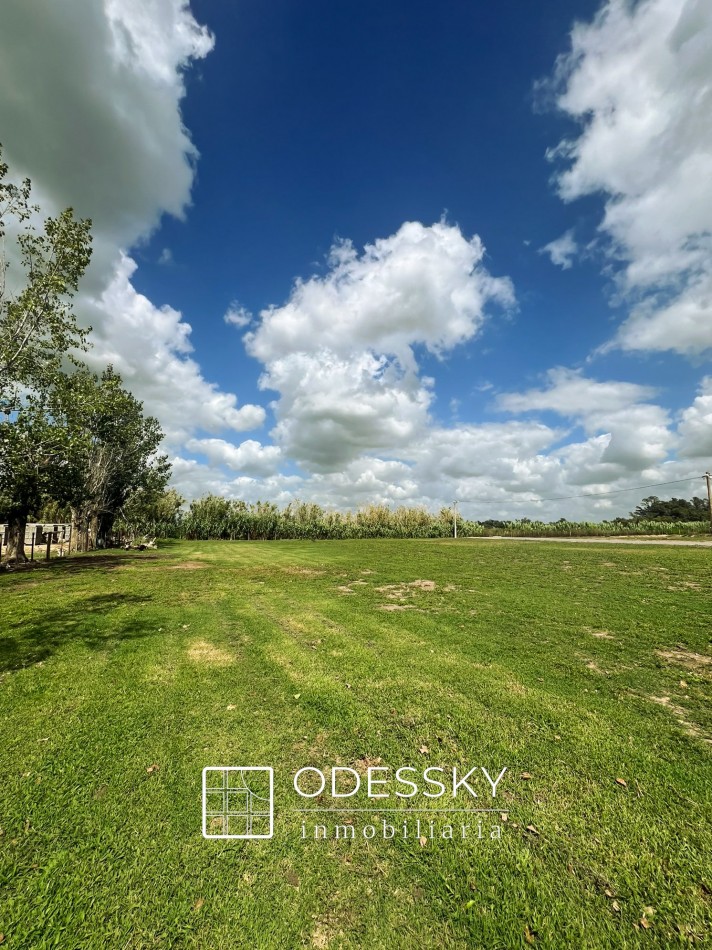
left=0, top=0, right=263, bottom=448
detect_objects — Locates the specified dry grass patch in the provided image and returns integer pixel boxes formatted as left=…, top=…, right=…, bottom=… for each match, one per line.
left=186, top=639, right=234, bottom=666
left=168, top=561, right=207, bottom=571
left=506, top=681, right=528, bottom=696
left=145, top=663, right=177, bottom=685
left=311, top=921, right=339, bottom=949
left=353, top=755, right=383, bottom=772
left=648, top=695, right=710, bottom=744
left=279, top=617, right=311, bottom=636
left=583, top=626, right=615, bottom=639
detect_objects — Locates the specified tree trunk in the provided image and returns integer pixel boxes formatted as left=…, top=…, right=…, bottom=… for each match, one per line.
left=87, top=510, right=100, bottom=550
left=70, top=507, right=84, bottom=553
left=97, top=511, right=115, bottom=547
left=5, top=513, right=28, bottom=562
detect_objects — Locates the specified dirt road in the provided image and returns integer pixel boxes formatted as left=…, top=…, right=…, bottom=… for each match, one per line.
left=478, top=536, right=712, bottom=547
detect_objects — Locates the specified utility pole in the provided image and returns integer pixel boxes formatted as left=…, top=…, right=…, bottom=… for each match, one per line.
left=452, top=501, right=458, bottom=540
left=705, top=472, right=712, bottom=535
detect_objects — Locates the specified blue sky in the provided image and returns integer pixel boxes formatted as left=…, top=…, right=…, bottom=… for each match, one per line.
left=1, top=0, right=710, bottom=517
left=136, top=0, right=609, bottom=397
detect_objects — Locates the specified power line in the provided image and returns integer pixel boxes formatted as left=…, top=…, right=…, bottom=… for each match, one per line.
left=470, top=475, right=703, bottom=506
left=533, top=475, right=703, bottom=503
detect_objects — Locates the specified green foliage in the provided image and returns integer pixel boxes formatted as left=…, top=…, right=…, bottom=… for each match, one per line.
left=0, top=390, right=63, bottom=523
left=0, top=144, right=92, bottom=400
left=631, top=494, right=709, bottom=522
left=60, top=366, right=171, bottom=545
left=35, top=496, right=71, bottom=524
left=472, top=518, right=707, bottom=537
left=114, top=487, right=184, bottom=539
left=0, top=148, right=172, bottom=555
left=0, top=147, right=95, bottom=559
left=0, top=380, right=86, bottom=526
left=180, top=499, right=462, bottom=541
left=157, top=500, right=711, bottom=542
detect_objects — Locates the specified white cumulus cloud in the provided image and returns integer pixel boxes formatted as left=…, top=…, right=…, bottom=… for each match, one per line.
left=84, top=256, right=265, bottom=445
left=498, top=368, right=674, bottom=476
left=224, top=304, right=254, bottom=328
left=497, top=368, right=657, bottom=417
left=246, top=221, right=514, bottom=472
left=185, top=437, right=282, bottom=477
left=540, top=230, right=578, bottom=269
left=677, top=376, right=712, bottom=459
left=247, top=221, right=514, bottom=365
left=547, top=0, right=712, bottom=355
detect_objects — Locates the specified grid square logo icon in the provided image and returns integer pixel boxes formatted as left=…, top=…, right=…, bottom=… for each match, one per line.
left=202, top=767, right=274, bottom=839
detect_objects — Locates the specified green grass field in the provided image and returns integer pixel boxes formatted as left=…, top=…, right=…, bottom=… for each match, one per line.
left=0, top=539, right=710, bottom=948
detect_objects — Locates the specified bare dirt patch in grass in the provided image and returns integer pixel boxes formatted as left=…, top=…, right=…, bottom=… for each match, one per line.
left=648, top=695, right=710, bottom=743
left=187, top=640, right=234, bottom=666
left=168, top=561, right=206, bottom=570
left=410, top=579, right=436, bottom=591
left=375, top=579, right=438, bottom=600
left=585, top=660, right=606, bottom=674
left=311, top=921, right=340, bottom=949
left=375, top=585, right=407, bottom=600
left=334, top=578, right=369, bottom=595
left=657, top=649, right=711, bottom=671
left=378, top=604, right=416, bottom=611
left=584, top=627, right=615, bottom=640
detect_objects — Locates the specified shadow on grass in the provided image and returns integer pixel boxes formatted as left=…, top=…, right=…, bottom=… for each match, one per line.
left=0, top=591, right=156, bottom=672
left=2, top=552, right=163, bottom=574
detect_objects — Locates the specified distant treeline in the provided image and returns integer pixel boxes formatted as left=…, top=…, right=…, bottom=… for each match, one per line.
left=106, top=494, right=709, bottom=541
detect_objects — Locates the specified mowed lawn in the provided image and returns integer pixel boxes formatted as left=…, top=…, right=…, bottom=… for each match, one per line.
left=0, top=540, right=710, bottom=949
